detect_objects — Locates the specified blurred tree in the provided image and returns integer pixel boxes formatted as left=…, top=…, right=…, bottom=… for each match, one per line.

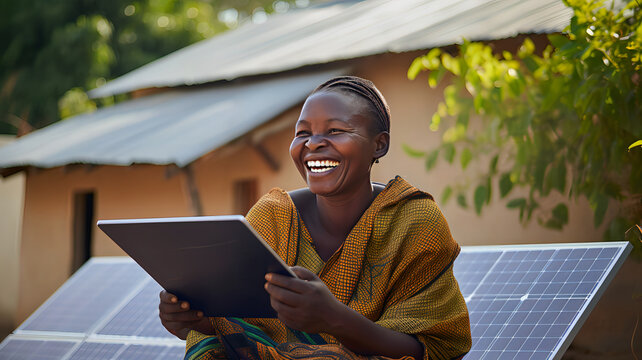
left=0, top=0, right=299, bottom=135
left=407, top=0, right=641, bottom=239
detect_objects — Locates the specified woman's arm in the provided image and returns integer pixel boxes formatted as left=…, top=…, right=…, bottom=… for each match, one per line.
left=265, top=267, right=424, bottom=360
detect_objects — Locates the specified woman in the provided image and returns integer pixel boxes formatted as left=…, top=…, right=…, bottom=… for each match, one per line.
left=159, top=76, right=471, bottom=359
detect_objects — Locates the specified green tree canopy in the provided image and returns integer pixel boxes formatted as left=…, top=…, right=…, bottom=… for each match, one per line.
left=407, top=0, right=641, bottom=241
left=0, top=0, right=299, bottom=135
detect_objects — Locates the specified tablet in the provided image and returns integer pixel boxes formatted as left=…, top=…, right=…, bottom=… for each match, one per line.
left=97, top=215, right=295, bottom=318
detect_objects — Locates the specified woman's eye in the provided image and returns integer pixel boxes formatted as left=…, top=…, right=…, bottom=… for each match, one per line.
left=328, top=129, right=345, bottom=134
left=295, top=131, right=310, bottom=137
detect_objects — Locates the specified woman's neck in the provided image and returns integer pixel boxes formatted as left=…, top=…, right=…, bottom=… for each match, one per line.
left=315, top=181, right=376, bottom=239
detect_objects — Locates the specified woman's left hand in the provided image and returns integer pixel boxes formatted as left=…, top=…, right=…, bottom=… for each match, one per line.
left=264, top=266, right=345, bottom=334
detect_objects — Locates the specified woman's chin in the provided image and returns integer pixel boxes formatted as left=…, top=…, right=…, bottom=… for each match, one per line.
left=306, top=171, right=341, bottom=196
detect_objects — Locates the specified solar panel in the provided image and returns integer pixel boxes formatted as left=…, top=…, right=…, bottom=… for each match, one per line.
left=2, top=257, right=184, bottom=359
left=19, top=261, right=149, bottom=334
left=454, top=242, right=631, bottom=360
left=0, top=242, right=631, bottom=360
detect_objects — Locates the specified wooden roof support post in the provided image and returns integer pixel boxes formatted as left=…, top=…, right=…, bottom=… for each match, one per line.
left=252, top=142, right=280, bottom=172
left=181, top=164, right=203, bottom=216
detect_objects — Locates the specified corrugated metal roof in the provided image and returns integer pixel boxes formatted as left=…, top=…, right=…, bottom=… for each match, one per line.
left=90, top=0, right=572, bottom=98
left=0, top=70, right=343, bottom=170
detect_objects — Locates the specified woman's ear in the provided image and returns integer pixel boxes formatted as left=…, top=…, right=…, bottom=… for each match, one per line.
left=373, top=131, right=390, bottom=160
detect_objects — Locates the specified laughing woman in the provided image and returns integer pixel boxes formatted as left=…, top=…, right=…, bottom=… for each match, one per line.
left=159, top=76, right=471, bottom=360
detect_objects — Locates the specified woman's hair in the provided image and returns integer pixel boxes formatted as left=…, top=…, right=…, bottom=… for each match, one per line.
left=311, top=76, right=391, bottom=135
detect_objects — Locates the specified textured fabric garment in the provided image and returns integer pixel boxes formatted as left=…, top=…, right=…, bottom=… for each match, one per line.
left=184, top=176, right=471, bottom=359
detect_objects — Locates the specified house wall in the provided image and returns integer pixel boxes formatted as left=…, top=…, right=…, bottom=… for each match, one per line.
left=15, top=37, right=638, bottom=356
left=0, top=136, right=25, bottom=341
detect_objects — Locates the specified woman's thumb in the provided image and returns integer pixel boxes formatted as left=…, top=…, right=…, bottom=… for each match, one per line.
left=290, top=266, right=318, bottom=281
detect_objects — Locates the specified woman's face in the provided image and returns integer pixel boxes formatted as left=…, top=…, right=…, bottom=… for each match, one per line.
left=289, top=90, right=388, bottom=196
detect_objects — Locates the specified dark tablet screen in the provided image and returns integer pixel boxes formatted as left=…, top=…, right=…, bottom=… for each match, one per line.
left=97, top=215, right=295, bottom=318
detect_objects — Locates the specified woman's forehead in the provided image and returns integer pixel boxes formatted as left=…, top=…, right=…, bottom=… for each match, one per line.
left=300, top=91, right=370, bottom=119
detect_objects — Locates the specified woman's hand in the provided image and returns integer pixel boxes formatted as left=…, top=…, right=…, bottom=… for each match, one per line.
left=265, top=267, right=424, bottom=359
left=264, top=266, right=345, bottom=334
left=158, top=290, right=214, bottom=340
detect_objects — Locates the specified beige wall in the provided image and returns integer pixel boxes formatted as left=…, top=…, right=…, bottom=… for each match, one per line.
left=14, top=37, right=636, bottom=355
left=0, top=136, right=25, bottom=341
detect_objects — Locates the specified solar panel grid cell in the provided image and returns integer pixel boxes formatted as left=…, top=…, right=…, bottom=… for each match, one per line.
left=97, top=280, right=172, bottom=338
left=0, top=338, right=77, bottom=360
left=67, top=342, right=123, bottom=360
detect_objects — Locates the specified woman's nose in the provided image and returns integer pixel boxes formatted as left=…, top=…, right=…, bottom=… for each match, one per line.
left=305, top=135, right=327, bottom=150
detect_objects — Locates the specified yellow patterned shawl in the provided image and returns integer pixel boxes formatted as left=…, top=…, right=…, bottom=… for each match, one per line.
left=185, top=176, right=471, bottom=359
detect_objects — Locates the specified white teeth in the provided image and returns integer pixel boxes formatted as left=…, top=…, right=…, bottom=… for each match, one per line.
left=310, top=167, right=333, bottom=173
left=306, top=160, right=339, bottom=169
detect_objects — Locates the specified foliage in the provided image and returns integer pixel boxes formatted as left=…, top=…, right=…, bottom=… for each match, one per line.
left=407, top=0, right=641, bottom=238
left=0, top=0, right=299, bottom=134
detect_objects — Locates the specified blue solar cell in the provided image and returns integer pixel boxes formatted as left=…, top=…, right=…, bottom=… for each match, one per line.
left=67, top=342, right=123, bottom=359
left=97, top=280, right=174, bottom=338
left=452, top=252, right=501, bottom=297
left=20, top=260, right=148, bottom=333
left=0, top=338, right=76, bottom=359
left=115, top=344, right=184, bottom=359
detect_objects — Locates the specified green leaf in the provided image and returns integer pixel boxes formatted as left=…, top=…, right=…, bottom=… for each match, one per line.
left=518, top=38, right=535, bottom=57
left=552, top=203, right=569, bottom=225
left=544, top=218, right=564, bottom=230
left=424, top=48, right=442, bottom=69
left=499, top=172, right=513, bottom=198
left=489, top=154, right=499, bottom=174
left=603, top=217, right=631, bottom=241
left=457, top=193, right=468, bottom=208
left=407, top=57, right=424, bottom=80
left=548, top=34, right=569, bottom=49
left=460, top=148, right=472, bottom=169
left=591, top=193, right=609, bottom=227
left=430, top=113, right=441, bottom=131
left=543, top=162, right=567, bottom=195
left=628, top=140, right=642, bottom=151
left=543, top=219, right=564, bottom=230
left=442, top=143, right=456, bottom=163
left=401, top=143, right=425, bottom=158
left=506, top=198, right=526, bottom=209
left=428, top=67, right=446, bottom=88
left=441, top=186, right=453, bottom=205
left=474, top=185, right=488, bottom=215
left=425, top=149, right=440, bottom=171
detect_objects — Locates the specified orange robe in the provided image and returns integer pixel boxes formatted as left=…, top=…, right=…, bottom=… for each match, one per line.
left=185, top=176, right=471, bottom=359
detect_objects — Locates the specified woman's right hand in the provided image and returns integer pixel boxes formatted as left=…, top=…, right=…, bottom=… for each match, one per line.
left=159, top=290, right=215, bottom=340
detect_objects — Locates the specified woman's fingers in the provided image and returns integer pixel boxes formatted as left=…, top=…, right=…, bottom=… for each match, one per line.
left=265, top=281, right=301, bottom=307
left=159, top=290, right=178, bottom=304
left=265, top=273, right=311, bottom=294
left=159, top=308, right=203, bottom=323
left=159, top=300, right=192, bottom=314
